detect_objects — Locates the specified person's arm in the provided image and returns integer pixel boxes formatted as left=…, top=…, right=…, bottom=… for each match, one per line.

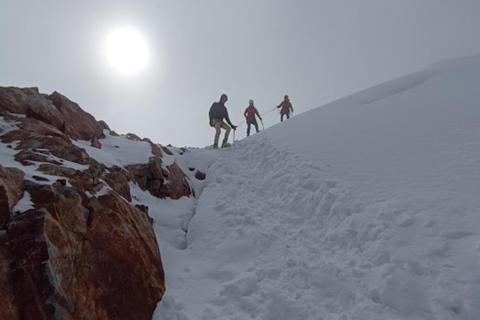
left=224, top=108, right=234, bottom=127
left=244, top=108, right=248, bottom=118
left=289, top=102, right=294, bottom=112
left=255, top=108, right=262, bottom=120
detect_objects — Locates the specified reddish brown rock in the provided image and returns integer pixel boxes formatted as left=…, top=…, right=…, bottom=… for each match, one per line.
left=0, top=87, right=64, bottom=130
left=162, top=163, right=192, bottom=199
left=69, top=164, right=106, bottom=195
left=0, top=166, right=24, bottom=227
left=1, top=128, right=93, bottom=166
left=126, top=157, right=191, bottom=200
left=0, top=86, right=195, bottom=319
left=47, top=91, right=105, bottom=141
left=161, top=146, right=173, bottom=155
left=79, top=192, right=164, bottom=319
left=0, top=183, right=164, bottom=320
left=18, top=117, right=68, bottom=141
left=91, top=136, right=102, bottom=149
left=97, top=120, right=110, bottom=130
left=37, top=163, right=79, bottom=178
left=103, top=170, right=132, bottom=202
left=125, top=133, right=142, bottom=141
left=14, top=150, right=62, bottom=166
left=37, top=163, right=105, bottom=195
left=151, top=143, right=164, bottom=157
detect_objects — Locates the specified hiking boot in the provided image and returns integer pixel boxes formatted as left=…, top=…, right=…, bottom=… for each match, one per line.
left=213, top=143, right=218, bottom=150
left=221, top=142, right=231, bottom=148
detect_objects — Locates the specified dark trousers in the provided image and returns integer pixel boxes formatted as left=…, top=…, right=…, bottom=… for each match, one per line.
left=246, top=118, right=259, bottom=136
left=281, top=110, right=290, bottom=122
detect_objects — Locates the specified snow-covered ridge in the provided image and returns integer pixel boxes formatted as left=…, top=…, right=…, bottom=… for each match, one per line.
left=152, top=55, right=480, bottom=320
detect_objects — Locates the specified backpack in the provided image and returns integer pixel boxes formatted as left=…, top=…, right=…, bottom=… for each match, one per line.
left=245, top=106, right=256, bottom=119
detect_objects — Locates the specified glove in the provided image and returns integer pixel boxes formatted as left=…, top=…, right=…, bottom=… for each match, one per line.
left=231, top=125, right=237, bottom=130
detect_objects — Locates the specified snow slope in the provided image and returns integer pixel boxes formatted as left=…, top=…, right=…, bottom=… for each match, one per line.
left=152, top=56, right=480, bottom=320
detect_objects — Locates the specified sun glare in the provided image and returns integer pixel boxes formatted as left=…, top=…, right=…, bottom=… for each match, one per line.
left=105, top=27, right=150, bottom=75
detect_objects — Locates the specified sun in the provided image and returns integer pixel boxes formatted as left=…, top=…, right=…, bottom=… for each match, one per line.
left=105, top=27, right=150, bottom=75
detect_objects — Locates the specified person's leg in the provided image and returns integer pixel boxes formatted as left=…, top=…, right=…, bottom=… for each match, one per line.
left=254, top=119, right=259, bottom=132
left=220, top=122, right=231, bottom=146
left=247, top=120, right=251, bottom=136
left=286, top=112, right=290, bottom=120
left=281, top=112, right=285, bottom=122
left=213, top=120, right=221, bottom=147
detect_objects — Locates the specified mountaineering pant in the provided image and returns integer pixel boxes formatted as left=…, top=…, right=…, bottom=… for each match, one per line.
left=280, top=110, right=290, bottom=122
left=246, top=118, right=259, bottom=136
left=213, top=120, right=231, bottom=146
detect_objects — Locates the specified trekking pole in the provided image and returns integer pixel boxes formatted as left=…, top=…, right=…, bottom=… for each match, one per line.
left=233, top=128, right=235, bottom=145
left=260, top=119, right=264, bottom=130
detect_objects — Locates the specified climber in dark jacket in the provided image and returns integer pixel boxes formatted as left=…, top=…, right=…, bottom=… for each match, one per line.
left=209, top=93, right=237, bottom=149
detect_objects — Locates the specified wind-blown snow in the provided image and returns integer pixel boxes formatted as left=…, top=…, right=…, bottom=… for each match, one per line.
left=151, top=56, right=480, bottom=320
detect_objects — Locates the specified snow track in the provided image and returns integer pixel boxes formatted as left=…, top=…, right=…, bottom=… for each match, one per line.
left=154, top=137, right=408, bottom=320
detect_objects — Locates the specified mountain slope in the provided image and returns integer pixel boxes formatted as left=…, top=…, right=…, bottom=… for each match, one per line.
left=153, top=56, right=480, bottom=320
left=0, top=87, right=194, bottom=320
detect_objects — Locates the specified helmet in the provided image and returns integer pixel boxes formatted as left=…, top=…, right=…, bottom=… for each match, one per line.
left=221, top=93, right=228, bottom=100
left=284, top=95, right=289, bottom=99
left=249, top=99, right=254, bottom=104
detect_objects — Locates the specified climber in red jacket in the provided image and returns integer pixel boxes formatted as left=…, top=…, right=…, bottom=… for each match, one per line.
left=244, top=99, right=262, bottom=136
left=277, top=95, right=294, bottom=122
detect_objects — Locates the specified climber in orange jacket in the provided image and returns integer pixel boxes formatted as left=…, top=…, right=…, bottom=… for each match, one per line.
left=244, top=99, right=262, bottom=136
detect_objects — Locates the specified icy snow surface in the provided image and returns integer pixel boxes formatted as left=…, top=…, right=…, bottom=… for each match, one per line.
left=151, top=56, right=480, bottom=320
left=72, top=130, right=153, bottom=167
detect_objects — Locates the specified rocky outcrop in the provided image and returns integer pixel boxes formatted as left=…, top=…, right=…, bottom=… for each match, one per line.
left=0, top=166, right=24, bottom=226
left=103, top=169, right=132, bottom=201
left=0, top=87, right=64, bottom=130
left=47, top=91, right=104, bottom=141
left=0, top=86, right=194, bottom=320
left=0, top=182, right=164, bottom=320
left=126, top=156, right=191, bottom=200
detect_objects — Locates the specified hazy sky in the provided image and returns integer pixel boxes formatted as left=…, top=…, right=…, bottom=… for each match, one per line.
left=2, top=0, right=480, bottom=147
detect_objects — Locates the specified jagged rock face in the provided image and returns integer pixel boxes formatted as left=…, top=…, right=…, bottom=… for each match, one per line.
left=47, top=91, right=104, bottom=141
left=103, top=169, right=132, bottom=201
left=0, top=166, right=24, bottom=226
left=0, top=183, right=164, bottom=320
left=126, top=157, right=191, bottom=200
left=0, top=86, right=193, bottom=320
left=0, top=87, right=64, bottom=130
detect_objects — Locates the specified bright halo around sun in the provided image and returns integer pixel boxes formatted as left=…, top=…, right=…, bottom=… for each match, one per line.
left=105, top=27, right=150, bottom=75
